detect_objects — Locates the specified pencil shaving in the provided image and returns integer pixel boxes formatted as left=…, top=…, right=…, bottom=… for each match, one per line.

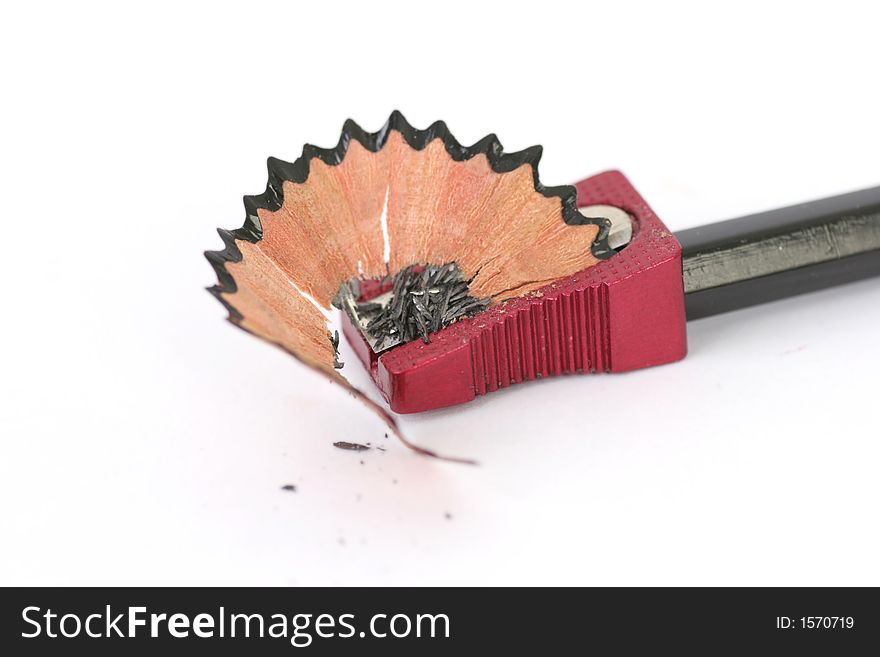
left=206, top=111, right=610, bottom=460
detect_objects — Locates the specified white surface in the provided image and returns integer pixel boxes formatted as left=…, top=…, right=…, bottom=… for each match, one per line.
left=2, top=1, right=879, bottom=586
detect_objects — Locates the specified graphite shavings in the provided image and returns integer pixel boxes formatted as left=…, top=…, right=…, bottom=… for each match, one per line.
left=333, top=441, right=370, bottom=451
left=356, top=263, right=490, bottom=346
left=330, top=330, right=343, bottom=369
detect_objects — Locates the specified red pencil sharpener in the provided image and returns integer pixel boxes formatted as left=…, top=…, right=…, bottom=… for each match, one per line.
left=342, top=170, right=687, bottom=413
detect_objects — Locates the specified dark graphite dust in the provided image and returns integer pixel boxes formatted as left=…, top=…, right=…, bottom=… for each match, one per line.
left=356, top=263, right=490, bottom=346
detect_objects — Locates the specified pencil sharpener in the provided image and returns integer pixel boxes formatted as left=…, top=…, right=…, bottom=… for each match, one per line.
left=343, top=170, right=687, bottom=413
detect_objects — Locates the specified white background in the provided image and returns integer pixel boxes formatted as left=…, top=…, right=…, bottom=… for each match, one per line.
left=2, top=1, right=878, bottom=586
